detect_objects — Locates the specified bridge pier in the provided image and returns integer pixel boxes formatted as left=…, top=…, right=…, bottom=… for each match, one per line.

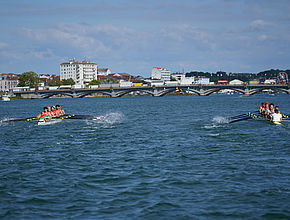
left=152, top=89, right=160, bottom=97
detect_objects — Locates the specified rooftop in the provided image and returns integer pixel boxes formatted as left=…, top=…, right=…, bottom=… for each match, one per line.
left=61, top=61, right=97, bottom=65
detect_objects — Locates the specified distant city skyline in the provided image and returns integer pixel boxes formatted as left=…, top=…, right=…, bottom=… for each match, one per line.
left=0, top=0, right=290, bottom=77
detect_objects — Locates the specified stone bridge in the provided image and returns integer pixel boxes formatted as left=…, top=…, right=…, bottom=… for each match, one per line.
left=12, top=84, right=290, bottom=99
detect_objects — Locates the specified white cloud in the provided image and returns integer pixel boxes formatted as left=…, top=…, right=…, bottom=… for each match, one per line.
left=18, top=23, right=144, bottom=58
left=248, top=19, right=273, bottom=31
left=0, top=42, right=8, bottom=48
left=4, top=19, right=289, bottom=75
left=258, top=34, right=267, bottom=41
left=159, top=24, right=216, bottom=50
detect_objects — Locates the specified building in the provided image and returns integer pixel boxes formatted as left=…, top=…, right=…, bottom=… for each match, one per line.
left=229, top=79, right=244, bottom=85
left=170, top=73, right=210, bottom=85
left=151, top=67, right=171, bottom=81
left=0, top=73, right=18, bottom=91
left=195, top=76, right=210, bottom=84
left=216, top=80, right=228, bottom=85
left=60, top=60, right=98, bottom=85
left=264, top=79, right=276, bottom=84
left=249, top=80, right=260, bottom=85
left=98, top=68, right=111, bottom=76
left=171, top=72, right=185, bottom=81
left=39, top=74, right=58, bottom=86
left=109, top=73, right=135, bottom=82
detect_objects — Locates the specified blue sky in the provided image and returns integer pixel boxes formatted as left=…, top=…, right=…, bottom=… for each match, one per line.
left=0, top=0, right=289, bottom=77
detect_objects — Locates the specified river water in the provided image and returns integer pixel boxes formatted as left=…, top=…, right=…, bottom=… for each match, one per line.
left=0, top=94, right=289, bottom=219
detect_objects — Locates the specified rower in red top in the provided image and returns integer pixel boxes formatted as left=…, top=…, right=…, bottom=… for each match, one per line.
left=56, top=105, right=65, bottom=116
left=51, top=106, right=57, bottom=117
left=47, top=106, right=54, bottom=118
left=37, top=107, right=52, bottom=121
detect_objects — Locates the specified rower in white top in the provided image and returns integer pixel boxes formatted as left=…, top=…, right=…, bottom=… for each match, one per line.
left=270, top=108, right=282, bottom=124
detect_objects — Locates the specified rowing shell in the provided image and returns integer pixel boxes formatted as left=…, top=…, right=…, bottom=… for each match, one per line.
left=247, top=113, right=283, bottom=125
left=272, top=121, right=282, bottom=125
left=2, top=114, right=105, bottom=123
left=37, top=118, right=62, bottom=126
left=229, top=112, right=287, bottom=125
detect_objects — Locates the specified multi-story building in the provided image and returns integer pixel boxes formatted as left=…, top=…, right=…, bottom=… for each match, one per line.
left=109, top=73, right=135, bottom=82
left=171, top=72, right=185, bottom=81
left=98, top=68, right=111, bottom=76
left=0, top=73, right=18, bottom=91
left=171, top=73, right=210, bottom=85
left=151, top=67, right=171, bottom=81
left=60, top=60, right=98, bottom=85
left=195, top=76, right=210, bottom=84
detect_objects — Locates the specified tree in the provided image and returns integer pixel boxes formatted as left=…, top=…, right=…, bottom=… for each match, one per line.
left=89, top=79, right=101, bottom=85
left=136, top=80, right=145, bottom=83
left=49, top=77, right=61, bottom=86
left=61, top=78, right=75, bottom=85
left=18, top=71, right=40, bottom=88
left=170, top=76, right=177, bottom=81
left=106, top=78, right=117, bottom=83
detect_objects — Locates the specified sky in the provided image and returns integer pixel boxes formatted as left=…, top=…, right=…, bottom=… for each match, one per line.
left=0, top=0, right=290, bottom=77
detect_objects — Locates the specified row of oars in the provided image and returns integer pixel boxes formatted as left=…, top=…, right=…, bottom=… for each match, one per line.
left=229, top=111, right=290, bottom=123
left=228, top=111, right=260, bottom=123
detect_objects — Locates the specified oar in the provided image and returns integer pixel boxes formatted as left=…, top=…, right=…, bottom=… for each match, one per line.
left=58, top=114, right=106, bottom=120
left=59, top=114, right=97, bottom=120
left=229, top=111, right=259, bottom=120
left=1, top=117, right=38, bottom=123
left=1, top=114, right=104, bottom=123
left=229, top=116, right=253, bottom=123
left=229, top=112, right=260, bottom=123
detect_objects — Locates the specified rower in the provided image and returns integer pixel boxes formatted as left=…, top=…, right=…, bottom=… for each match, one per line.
left=46, top=106, right=54, bottom=118
left=262, top=102, right=269, bottom=118
left=274, top=106, right=281, bottom=114
left=269, top=103, right=274, bottom=116
left=56, top=105, right=65, bottom=116
left=263, top=102, right=270, bottom=118
left=270, top=108, right=282, bottom=123
left=259, top=102, right=264, bottom=114
left=37, top=107, right=52, bottom=121
left=51, top=106, right=57, bottom=117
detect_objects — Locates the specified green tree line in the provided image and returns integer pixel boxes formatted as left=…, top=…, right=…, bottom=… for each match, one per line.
left=18, top=71, right=76, bottom=87
left=18, top=71, right=119, bottom=87
left=186, top=69, right=289, bottom=82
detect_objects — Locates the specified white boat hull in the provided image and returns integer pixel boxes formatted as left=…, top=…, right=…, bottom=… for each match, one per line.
left=38, top=119, right=61, bottom=126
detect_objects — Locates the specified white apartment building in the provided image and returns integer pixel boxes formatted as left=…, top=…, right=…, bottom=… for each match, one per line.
left=171, top=72, right=185, bottom=81
left=195, top=76, right=210, bottom=84
left=0, top=74, right=18, bottom=91
left=60, top=61, right=98, bottom=85
left=171, top=73, right=210, bottom=85
left=151, top=67, right=171, bottom=81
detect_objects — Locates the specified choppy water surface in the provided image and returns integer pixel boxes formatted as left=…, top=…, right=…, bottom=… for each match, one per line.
left=0, top=94, right=290, bottom=219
